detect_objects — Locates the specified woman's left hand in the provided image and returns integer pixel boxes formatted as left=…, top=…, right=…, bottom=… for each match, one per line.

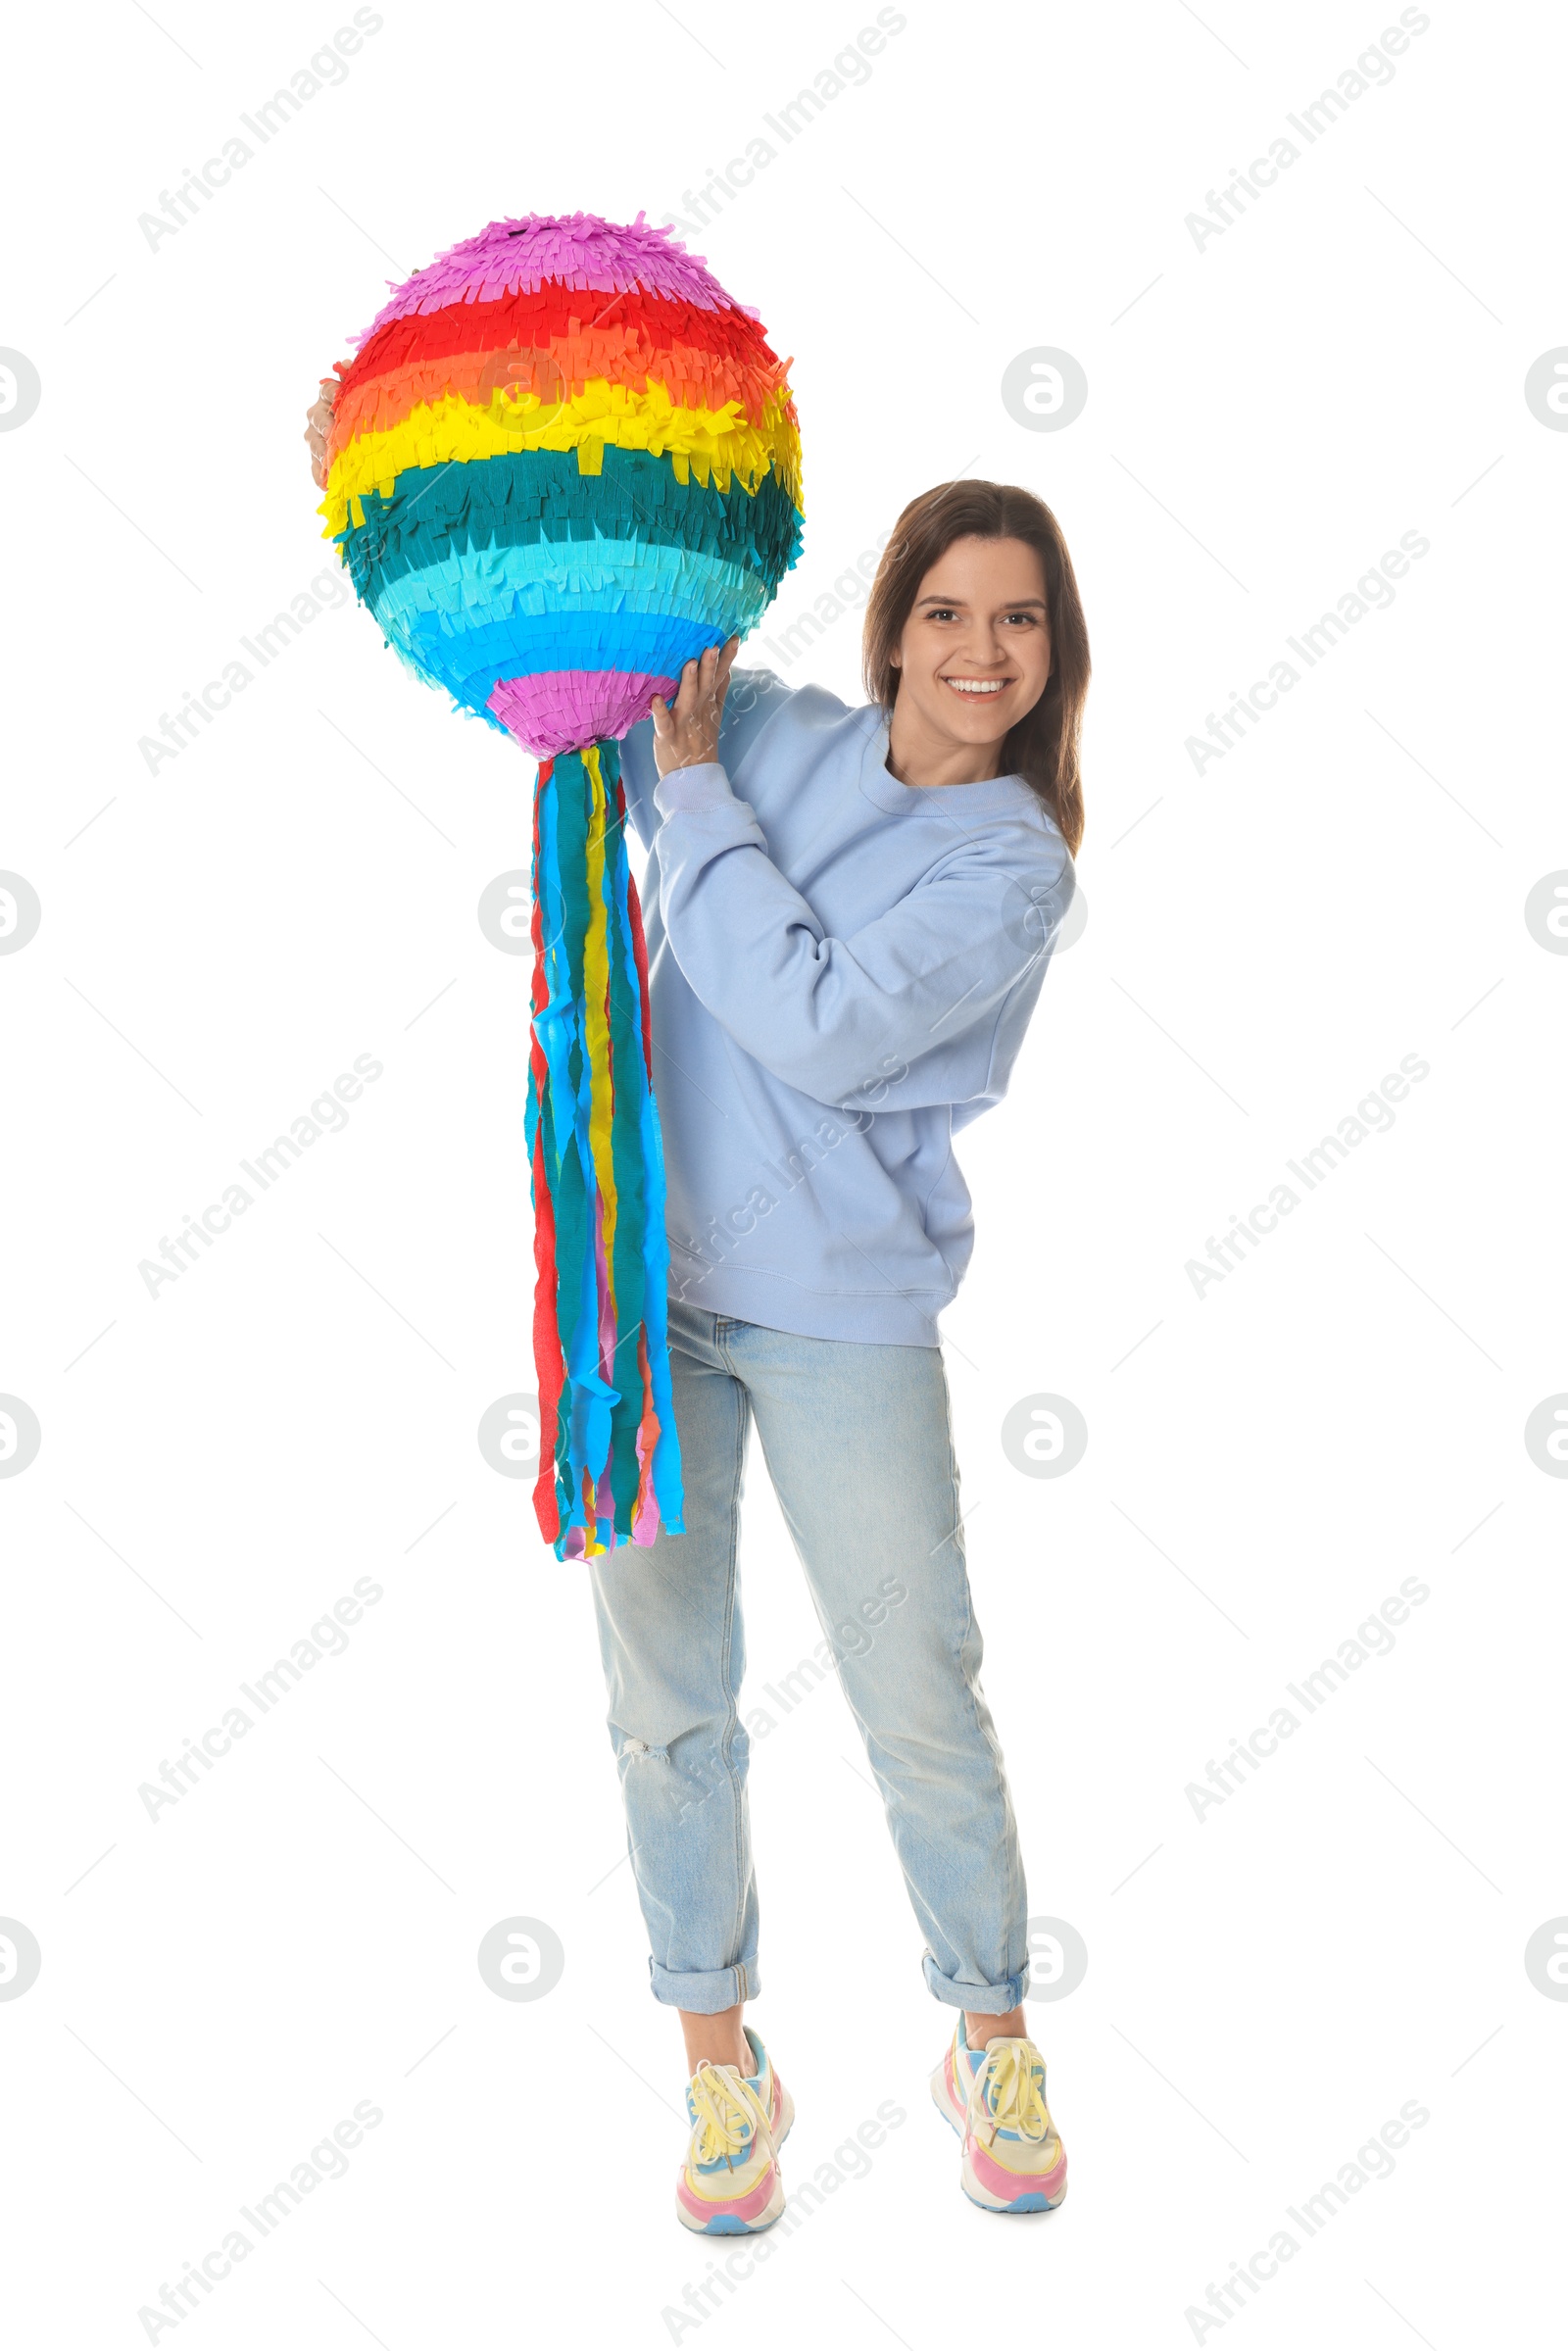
left=650, top=638, right=739, bottom=776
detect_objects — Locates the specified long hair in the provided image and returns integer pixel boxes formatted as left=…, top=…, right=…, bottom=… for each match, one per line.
left=861, top=480, right=1089, bottom=854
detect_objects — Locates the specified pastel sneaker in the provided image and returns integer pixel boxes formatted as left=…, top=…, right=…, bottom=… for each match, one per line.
left=676, top=2027, right=795, bottom=2234
left=930, top=2017, right=1067, bottom=2214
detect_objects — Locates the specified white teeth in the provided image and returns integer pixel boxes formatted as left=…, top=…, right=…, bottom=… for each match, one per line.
left=943, top=677, right=1006, bottom=694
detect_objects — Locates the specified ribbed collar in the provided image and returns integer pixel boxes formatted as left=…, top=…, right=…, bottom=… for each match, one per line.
left=853, top=709, right=1039, bottom=819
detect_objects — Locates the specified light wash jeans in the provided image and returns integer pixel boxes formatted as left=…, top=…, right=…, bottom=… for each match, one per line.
left=587, top=1298, right=1031, bottom=2015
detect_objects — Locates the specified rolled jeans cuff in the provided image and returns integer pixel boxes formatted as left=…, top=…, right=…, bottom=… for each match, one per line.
left=650, top=1955, right=759, bottom=2012
left=922, top=1951, right=1028, bottom=2013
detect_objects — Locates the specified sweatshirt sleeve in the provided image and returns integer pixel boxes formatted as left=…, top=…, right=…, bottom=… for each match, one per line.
left=615, top=667, right=796, bottom=854
left=651, top=759, right=1074, bottom=1109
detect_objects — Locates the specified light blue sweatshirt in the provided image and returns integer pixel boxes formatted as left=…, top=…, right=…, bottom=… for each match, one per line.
left=616, top=669, right=1075, bottom=1347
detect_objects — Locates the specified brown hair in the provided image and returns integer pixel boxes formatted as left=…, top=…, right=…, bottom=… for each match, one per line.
left=861, top=480, right=1089, bottom=855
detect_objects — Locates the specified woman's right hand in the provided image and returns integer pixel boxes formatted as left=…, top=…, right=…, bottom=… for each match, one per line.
left=305, top=376, right=339, bottom=489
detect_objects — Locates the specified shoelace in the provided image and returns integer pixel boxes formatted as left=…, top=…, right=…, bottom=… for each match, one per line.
left=970, top=2037, right=1052, bottom=2146
left=688, top=2062, right=761, bottom=2171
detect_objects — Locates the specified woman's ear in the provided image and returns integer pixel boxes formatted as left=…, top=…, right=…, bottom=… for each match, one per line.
left=889, top=647, right=901, bottom=669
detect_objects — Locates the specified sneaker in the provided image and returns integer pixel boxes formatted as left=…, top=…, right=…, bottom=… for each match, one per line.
left=675, top=2027, right=795, bottom=2234
left=930, top=2017, right=1067, bottom=2214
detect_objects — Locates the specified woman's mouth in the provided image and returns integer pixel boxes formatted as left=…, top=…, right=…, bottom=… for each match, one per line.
left=940, top=675, right=1012, bottom=699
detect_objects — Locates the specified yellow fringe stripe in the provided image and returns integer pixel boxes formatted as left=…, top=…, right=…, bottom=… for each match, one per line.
left=323, top=382, right=803, bottom=537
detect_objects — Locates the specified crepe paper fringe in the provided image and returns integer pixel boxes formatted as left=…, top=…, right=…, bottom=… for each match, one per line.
left=527, top=742, right=682, bottom=1558
left=335, top=447, right=804, bottom=613
left=321, top=383, right=801, bottom=540
left=318, top=220, right=805, bottom=759
left=489, top=671, right=682, bottom=759
left=365, top=609, right=733, bottom=742
left=369, top=569, right=768, bottom=747
left=331, top=447, right=802, bottom=741
left=322, top=212, right=804, bottom=1556
left=368, top=539, right=769, bottom=637
left=331, top=278, right=794, bottom=452
left=353, top=211, right=753, bottom=338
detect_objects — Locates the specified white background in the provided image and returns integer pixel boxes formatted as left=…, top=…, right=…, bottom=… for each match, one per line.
left=3, top=0, right=1564, bottom=2343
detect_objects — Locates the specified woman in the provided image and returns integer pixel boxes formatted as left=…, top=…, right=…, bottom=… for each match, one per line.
left=308, top=392, right=1087, bottom=2226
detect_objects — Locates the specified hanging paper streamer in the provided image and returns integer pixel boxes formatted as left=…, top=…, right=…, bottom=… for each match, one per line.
left=318, top=212, right=805, bottom=1557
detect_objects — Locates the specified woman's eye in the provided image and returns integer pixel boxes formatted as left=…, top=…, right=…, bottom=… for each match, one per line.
left=1002, top=611, right=1038, bottom=626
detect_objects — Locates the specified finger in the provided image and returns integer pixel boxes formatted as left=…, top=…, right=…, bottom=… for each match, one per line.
left=673, top=656, right=701, bottom=721
left=649, top=693, right=671, bottom=736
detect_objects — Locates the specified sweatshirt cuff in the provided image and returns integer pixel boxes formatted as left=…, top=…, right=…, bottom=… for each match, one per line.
left=653, top=760, right=738, bottom=817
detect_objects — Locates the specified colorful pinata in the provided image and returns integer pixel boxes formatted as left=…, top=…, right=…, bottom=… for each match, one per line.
left=318, top=213, right=804, bottom=1559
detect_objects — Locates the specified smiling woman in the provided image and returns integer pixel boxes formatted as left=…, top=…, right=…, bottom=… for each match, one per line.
left=591, top=479, right=1088, bottom=2224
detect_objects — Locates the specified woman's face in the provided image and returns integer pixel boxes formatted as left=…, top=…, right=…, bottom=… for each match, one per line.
left=890, top=535, right=1053, bottom=759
